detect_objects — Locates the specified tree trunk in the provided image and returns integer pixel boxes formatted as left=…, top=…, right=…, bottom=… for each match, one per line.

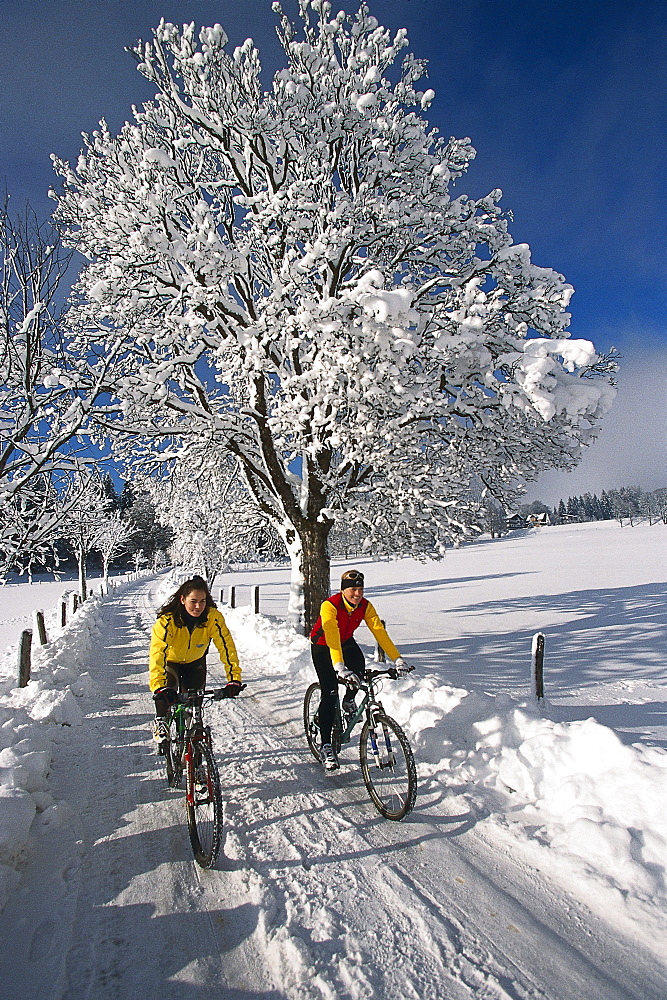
left=301, top=519, right=333, bottom=635
left=280, top=518, right=333, bottom=634
left=78, top=544, right=87, bottom=601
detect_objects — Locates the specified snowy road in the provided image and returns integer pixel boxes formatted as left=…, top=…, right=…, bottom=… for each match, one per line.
left=0, top=577, right=664, bottom=1000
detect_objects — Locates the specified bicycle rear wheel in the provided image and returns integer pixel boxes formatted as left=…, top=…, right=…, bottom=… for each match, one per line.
left=303, top=682, right=322, bottom=760
left=360, top=714, right=417, bottom=820
left=185, top=740, right=223, bottom=868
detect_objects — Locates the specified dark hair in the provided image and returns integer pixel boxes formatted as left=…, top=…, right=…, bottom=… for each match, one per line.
left=156, top=575, right=217, bottom=625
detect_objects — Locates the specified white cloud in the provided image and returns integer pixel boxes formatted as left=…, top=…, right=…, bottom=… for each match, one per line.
left=525, top=340, right=667, bottom=504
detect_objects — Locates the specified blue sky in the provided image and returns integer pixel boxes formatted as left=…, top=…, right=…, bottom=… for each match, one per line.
left=1, top=0, right=664, bottom=503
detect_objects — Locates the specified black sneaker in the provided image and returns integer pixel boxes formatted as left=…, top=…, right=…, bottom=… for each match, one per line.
left=152, top=717, right=169, bottom=754
left=320, top=744, right=339, bottom=771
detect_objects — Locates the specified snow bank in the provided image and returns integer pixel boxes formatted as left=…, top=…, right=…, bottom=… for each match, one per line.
left=0, top=590, right=107, bottom=909
left=224, top=606, right=667, bottom=952
left=392, top=682, right=666, bottom=930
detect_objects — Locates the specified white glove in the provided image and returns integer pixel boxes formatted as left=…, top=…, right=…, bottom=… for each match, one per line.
left=394, top=657, right=412, bottom=675
left=334, top=663, right=360, bottom=690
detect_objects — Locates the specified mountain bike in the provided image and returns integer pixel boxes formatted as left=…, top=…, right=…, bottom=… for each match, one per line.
left=162, top=686, right=244, bottom=868
left=303, top=666, right=417, bottom=820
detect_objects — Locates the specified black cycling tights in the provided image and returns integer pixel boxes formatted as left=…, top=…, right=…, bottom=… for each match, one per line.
left=153, top=657, right=207, bottom=717
left=311, top=638, right=365, bottom=745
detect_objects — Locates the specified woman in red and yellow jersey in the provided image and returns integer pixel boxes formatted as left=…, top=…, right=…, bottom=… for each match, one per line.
left=309, top=568, right=406, bottom=771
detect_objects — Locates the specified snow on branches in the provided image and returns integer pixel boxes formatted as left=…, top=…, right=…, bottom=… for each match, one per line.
left=50, top=1, right=616, bottom=627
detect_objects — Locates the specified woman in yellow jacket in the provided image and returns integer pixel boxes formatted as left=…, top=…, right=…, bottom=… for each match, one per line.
left=149, top=575, right=241, bottom=747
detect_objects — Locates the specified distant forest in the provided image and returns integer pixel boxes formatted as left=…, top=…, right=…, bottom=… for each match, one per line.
left=518, top=485, right=667, bottom=527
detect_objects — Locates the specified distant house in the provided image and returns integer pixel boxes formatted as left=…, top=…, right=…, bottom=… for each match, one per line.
left=527, top=511, right=551, bottom=526
left=506, top=514, right=527, bottom=530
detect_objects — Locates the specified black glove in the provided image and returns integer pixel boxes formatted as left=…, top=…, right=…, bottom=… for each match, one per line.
left=222, top=680, right=243, bottom=698
left=153, top=686, right=178, bottom=707
left=334, top=663, right=360, bottom=691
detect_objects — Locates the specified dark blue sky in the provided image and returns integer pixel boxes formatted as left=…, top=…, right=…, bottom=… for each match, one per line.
left=1, top=0, right=665, bottom=499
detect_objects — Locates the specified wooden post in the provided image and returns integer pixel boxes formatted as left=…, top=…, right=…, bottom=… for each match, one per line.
left=531, top=632, right=545, bottom=701
left=33, top=610, right=47, bottom=646
left=219, top=587, right=224, bottom=605
left=18, top=630, right=32, bottom=687
left=376, top=621, right=386, bottom=663
left=251, top=585, right=260, bottom=614
left=67, top=591, right=77, bottom=618
left=60, top=596, right=67, bottom=628
left=228, top=586, right=236, bottom=609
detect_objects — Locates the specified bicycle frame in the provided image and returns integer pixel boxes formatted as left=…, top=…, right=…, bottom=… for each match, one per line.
left=162, top=687, right=243, bottom=867
left=335, top=669, right=395, bottom=749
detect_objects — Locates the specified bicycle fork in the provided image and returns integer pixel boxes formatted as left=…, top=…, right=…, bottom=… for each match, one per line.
left=368, top=715, right=396, bottom=769
left=185, top=728, right=213, bottom=806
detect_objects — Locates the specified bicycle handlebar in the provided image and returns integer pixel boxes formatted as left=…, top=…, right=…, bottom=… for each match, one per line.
left=176, top=684, right=247, bottom=705
left=364, top=665, right=415, bottom=682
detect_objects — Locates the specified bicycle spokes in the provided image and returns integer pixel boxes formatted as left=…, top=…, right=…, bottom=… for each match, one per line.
left=185, top=738, right=223, bottom=868
left=360, top=713, right=417, bottom=821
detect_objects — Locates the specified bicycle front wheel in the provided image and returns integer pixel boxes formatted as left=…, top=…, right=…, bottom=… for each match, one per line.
left=360, top=714, right=417, bottom=820
left=165, top=733, right=184, bottom=788
left=186, top=740, right=223, bottom=868
left=303, top=682, right=322, bottom=760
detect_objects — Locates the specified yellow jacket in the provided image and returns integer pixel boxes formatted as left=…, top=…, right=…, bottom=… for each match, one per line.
left=148, top=608, right=240, bottom=691
left=320, top=596, right=401, bottom=666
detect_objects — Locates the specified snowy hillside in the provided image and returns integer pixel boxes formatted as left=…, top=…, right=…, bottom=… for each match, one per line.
left=0, top=521, right=664, bottom=999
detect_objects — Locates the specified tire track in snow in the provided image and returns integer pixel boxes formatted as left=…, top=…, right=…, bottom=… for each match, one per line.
left=205, top=685, right=541, bottom=1000
left=210, top=658, right=666, bottom=1000
left=2, top=580, right=662, bottom=1000
left=0, top=582, right=280, bottom=1000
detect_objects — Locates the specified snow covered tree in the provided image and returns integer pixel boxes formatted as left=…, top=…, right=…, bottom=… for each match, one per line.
left=118, top=484, right=173, bottom=569
left=58, top=473, right=111, bottom=599
left=481, top=497, right=508, bottom=538
left=0, top=201, right=118, bottom=504
left=143, top=449, right=283, bottom=583
left=51, top=1, right=616, bottom=629
left=607, top=486, right=642, bottom=527
left=95, top=511, right=135, bottom=583
left=649, top=487, right=667, bottom=525
left=0, top=199, right=126, bottom=577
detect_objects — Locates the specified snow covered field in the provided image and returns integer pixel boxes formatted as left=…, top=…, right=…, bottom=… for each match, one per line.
left=0, top=520, right=664, bottom=999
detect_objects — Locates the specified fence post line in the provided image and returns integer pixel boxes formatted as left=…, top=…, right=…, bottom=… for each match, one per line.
left=60, top=596, right=67, bottom=628
left=33, top=610, right=47, bottom=646
left=531, top=632, right=545, bottom=701
left=228, top=586, right=236, bottom=609
left=252, top=586, right=260, bottom=614
left=219, top=587, right=224, bottom=605
left=18, top=630, right=32, bottom=688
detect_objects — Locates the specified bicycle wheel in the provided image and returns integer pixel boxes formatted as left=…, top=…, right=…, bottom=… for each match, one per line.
left=359, top=714, right=417, bottom=820
left=185, top=740, right=223, bottom=868
left=165, top=732, right=184, bottom=788
left=303, top=682, right=322, bottom=760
